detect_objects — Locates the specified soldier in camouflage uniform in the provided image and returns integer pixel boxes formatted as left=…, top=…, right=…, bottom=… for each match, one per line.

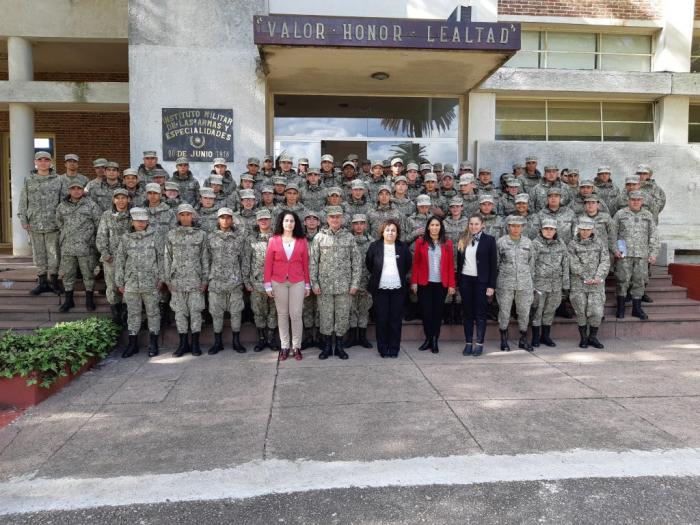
left=528, top=165, right=573, bottom=213
left=271, top=177, right=288, bottom=205
left=568, top=217, right=609, bottom=349
left=204, top=207, right=249, bottom=355
left=571, top=179, right=610, bottom=216
left=615, top=175, right=647, bottom=215
left=405, top=163, right=422, bottom=200
left=340, top=161, right=358, bottom=196
left=421, top=173, right=447, bottom=217
left=258, top=186, right=277, bottom=214
left=443, top=197, right=468, bottom=244
left=59, top=153, right=89, bottom=199
left=475, top=167, right=497, bottom=196
left=392, top=176, right=416, bottom=217
left=530, top=218, right=570, bottom=348
left=309, top=206, right=362, bottom=360
left=122, top=168, right=145, bottom=208
left=274, top=182, right=307, bottom=222
left=405, top=195, right=433, bottom=248
left=593, top=166, right=620, bottom=217
left=496, top=215, right=535, bottom=352
left=532, top=188, right=576, bottom=245
left=56, top=180, right=102, bottom=313
left=611, top=191, right=659, bottom=321
left=636, top=164, right=665, bottom=224
left=234, top=189, right=258, bottom=233
left=115, top=207, right=163, bottom=358
left=301, top=211, right=322, bottom=349
left=88, top=161, right=123, bottom=213
left=145, top=183, right=177, bottom=241
left=244, top=209, right=279, bottom=352
left=96, top=188, right=131, bottom=324
left=204, top=157, right=237, bottom=197
left=255, top=155, right=277, bottom=190
left=478, top=195, right=504, bottom=240
left=521, top=155, right=542, bottom=192
left=196, top=187, right=221, bottom=234
left=299, top=168, right=326, bottom=212
left=511, top=193, right=538, bottom=240
left=207, top=175, right=228, bottom=209
left=165, top=204, right=210, bottom=357
left=18, top=151, right=63, bottom=295
left=136, top=150, right=165, bottom=183
left=497, top=179, right=521, bottom=217
left=579, top=195, right=614, bottom=272
left=347, top=214, right=374, bottom=349
left=366, top=160, right=388, bottom=202
left=345, top=179, right=372, bottom=217
left=439, top=171, right=458, bottom=202
left=277, top=153, right=300, bottom=185
left=368, top=186, right=404, bottom=240
left=171, top=157, right=201, bottom=206
left=458, top=174, right=480, bottom=217
left=320, top=154, right=341, bottom=188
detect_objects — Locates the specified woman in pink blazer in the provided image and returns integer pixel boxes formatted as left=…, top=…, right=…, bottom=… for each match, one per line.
left=263, top=211, right=311, bottom=361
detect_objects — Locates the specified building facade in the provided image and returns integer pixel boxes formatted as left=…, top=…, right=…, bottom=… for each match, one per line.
left=1, top=0, right=699, bottom=260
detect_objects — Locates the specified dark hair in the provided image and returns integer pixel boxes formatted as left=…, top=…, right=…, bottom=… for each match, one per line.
left=274, top=211, right=305, bottom=238
left=422, top=216, right=446, bottom=246
left=378, top=218, right=401, bottom=240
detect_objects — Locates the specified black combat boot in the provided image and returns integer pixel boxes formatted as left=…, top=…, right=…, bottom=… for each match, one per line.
left=208, top=332, right=223, bottom=355
left=358, top=327, right=372, bottom=348
left=343, top=328, right=355, bottom=348
left=49, top=274, right=64, bottom=295
left=85, top=290, right=96, bottom=311
left=541, top=325, right=556, bottom=347
left=148, top=332, right=159, bottom=357
left=253, top=328, right=267, bottom=352
left=631, top=299, right=648, bottom=321
left=334, top=334, right=349, bottom=359
left=641, top=293, right=653, bottom=303
left=30, top=274, right=52, bottom=296
left=110, top=304, right=121, bottom=325
left=531, top=326, right=541, bottom=348
left=616, top=296, right=626, bottom=319
left=587, top=326, right=604, bottom=349
left=577, top=325, right=589, bottom=348
left=499, top=329, right=510, bottom=352
left=59, top=290, right=75, bottom=312
left=268, top=328, right=280, bottom=352
left=190, top=332, right=202, bottom=356
left=232, top=331, right=247, bottom=353
left=173, top=333, right=190, bottom=357
left=319, top=335, right=333, bottom=360
left=519, top=330, right=533, bottom=352
left=431, top=335, right=440, bottom=354
left=122, top=334, right=138, bottom=358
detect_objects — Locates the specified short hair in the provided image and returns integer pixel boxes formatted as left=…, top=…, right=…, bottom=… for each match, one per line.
left=273, top=211, right=305, bottom=239
left=378, top=218, right=401, bottom=240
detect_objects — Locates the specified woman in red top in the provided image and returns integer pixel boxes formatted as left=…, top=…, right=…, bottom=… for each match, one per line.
left=410, top=217, right=456, bottom=353
left=263, top=211, right=310, bottom=361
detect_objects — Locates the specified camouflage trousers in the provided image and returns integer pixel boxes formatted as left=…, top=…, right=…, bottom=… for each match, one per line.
left=209, top=286, right=244, bottom=333
left=250, top=290, right=277, bottom=329
left=102, top=261, right=120, bottom=305
left=124, top=289, right=160, bottom=335
left=29, top=231, right=59, bottom=275
left=570, top=289, right=605, bottom=328
left=171, top=290, right=205, bottom=333
left=496, top=288, right=533, bottom=331
left=318, top=292, right=352, bottom=336
left=349, top=290, right=373, bottom=328
left=302, top=293, right=319, bottom=328
left=530, top=289, right=562, bottom=327
left=60, top=253, right=96, bottom=292
left=615, top=256, right=648, bottom=299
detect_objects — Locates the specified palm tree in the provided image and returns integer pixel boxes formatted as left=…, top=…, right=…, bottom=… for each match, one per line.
left=380, top=99, right=457, bottom=138
left=390, top=142, right=429, bottom=165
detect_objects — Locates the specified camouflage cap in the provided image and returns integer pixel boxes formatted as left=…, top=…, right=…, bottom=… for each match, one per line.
left=514, top=193, right=530, bottom=204
left=64, top=153, right=79, bottom=162
left=525, top=155, right=538, bottom=162
left=304, top=210, right=320, bottom=220
left=635, top=164, right=651, bottom=174
left=325, top=205, right=344, bottom=216
left=256, top=209, right=272, bottom=220
left=584, top=195, right=600, bottom=203
left=321, top=154, right=334, bottom=163
left=213, top=157, right=228, bottom=166
left=175, top=157, right=189, bottom=165
left=347, top=154, right=359, bottom=161
left=541, top=218, right=558, bottom=229
left=628, top=190, right=644, bottom=199
left=477, top=167, right=492, bottom=174
left=382, top=159, right=391, bottom=168
left=362, top=159, right=371, bottom=165
left=246, top=157, right=260, bottom=166
left=67, top=180, right=85, bottom=189
left=164, top=182, right=180, bottom=192
left=151, top=169, right=168, bottom=179
left=625, top=175, right=640, bottom=184
left=285, top=182, right=299, bottom=192
left=391, top=157, right=404, bottom=166
left=298, top=158, right=309, bottom=165
left=459, top=161, right=473, bottom=170
left=448, top=197, right=463, bottom=207
left=240, top=189, right=256, bottom=200
left=459, top=174, right=475, bottom=185
left=506, top=179, right=521, bottom=187
left=142, top=150, right=157, bottom=158
left=371, top=159, right=384, bottom=168
left=279, top=153, right=293, bottom=163
left=512, top=163, right=524, bottom=170
left=406, top=162, right=419, bottom=171
left=145, top=183, right=162, bottom=193
left=577, top=217, right=595, bottom=229
left=327, top=186, right=343, bottom=196
left=376, top=184, right=392, bottom=194
left=579, top=179, right=595, bottom=187
left=433, top=162, right=443, bottom=171
left=176, top=203, right=197, bottom=216
left=423, top=173, right=438, bottom=183
left=209, top=175, right=224, bottom=185
left=506, top=215, right=526, bottom=226
left=393, top=175, right=408, bottom=184
left=272, top=176, right=287, bottom=186
left=240, top=173, right=255, bottom=182
left=568, top=168, right=580, bottom=176
left=112, top=188, right=129, bottom=198
left=597, top=166, right=611, bottom=174
left=419, top=163, right=433, bottom=171
left=351, top=213, right=367, bottom=223
left=444, top=163, right=455, bottom=172
left=342, top=161, right=355, bottom=169
left=350, top=179, right=366, bottom=190
left=93, top=158, right=108, bottom=167
left=122, top=168, right=139, bottom=178
left=261, top=186, right=274, bottom=194
left=547, top=187, right=562, bottom=196
left=105, top=161, right=119, bottom=169
left=441, top=171, right=454, bottom=179
left=130, top=207, right=149, bottom=221
left=199, top=187, right=216, bottom=199
left=217, top=207, right=234, bottom=217
left=263, top=155, right=274, bottom=162
left=416, top=195, right=432, bottom=206
left=544, top=165, right=559, bottom=171
left=479, top=195, right=495, bottom=204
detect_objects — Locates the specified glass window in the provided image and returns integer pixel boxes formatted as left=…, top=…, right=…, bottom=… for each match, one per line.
left=548, top=121, right=601, bottom=141
left=691, top=35, right=700, bottom=73
left=603, top=122, right=654, bottom=142
left=547, top=101, right=600, bottom=121
left=688, top=105, right=700, bottom=142
left=689, top=124, right=700, bottom=143
left=504, top=31, right=541, bottom=68
left=545, top=32, right=596, bottom=70
left=602, top=102, right=653, bottom=122
left=495, top=120, right=546, bottom=141
left=495, top=99, right=546, bottom=120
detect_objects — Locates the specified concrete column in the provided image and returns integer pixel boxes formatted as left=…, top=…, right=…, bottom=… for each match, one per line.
left=466, top=92, right=496, bottom=165
left=657, top=95, right=689, bottom=145
left=653, top=0, right=694, bottom=72
left=7, top=36, right=34, bottom=256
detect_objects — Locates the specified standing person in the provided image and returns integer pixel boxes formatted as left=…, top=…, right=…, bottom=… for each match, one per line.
left=165, top=204, right=209, bottom=358
left=171, top=157, right=200, bottom=206
left=204, top=207, right=249, bottom=355
left=365, top=219, right=412, bottom=358
left=115, top=207, right=163, bottom=358
left=568, top=217, right=609, bottom=349
left=18, top=151, right=63, bottom=296
left=301, top=211, right=322, bottom=349
left=530, top=218, right=569, bottom=348
left=309, top=207, right=362, bottom=360
left=348, top=214, right=374, bottom=349
left=410, top=217, right=456, bottom=354
left=263, top=211, right=311, bottom=361
left=456, top=214, right=497, bottom=357
left=496, top=215, right=535, bottom=352
left=89, top=161, right=123, bottom=213
left=59, top=154, right=88, bottom=199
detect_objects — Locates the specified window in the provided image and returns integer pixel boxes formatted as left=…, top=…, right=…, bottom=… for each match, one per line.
left=505, top=31, right=652, bottom=72
left=496, top=100, right=655, bottom=142
left=689, top=105, right=700, bottom=143
left=691, top=35, right=700, bottom=73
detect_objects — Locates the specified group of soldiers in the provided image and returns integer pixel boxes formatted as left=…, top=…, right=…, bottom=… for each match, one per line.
left=17, top=149, right=662, bottom=358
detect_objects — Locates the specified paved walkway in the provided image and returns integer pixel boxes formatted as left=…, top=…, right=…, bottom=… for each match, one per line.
left=1, top=337, right=699, bottom=522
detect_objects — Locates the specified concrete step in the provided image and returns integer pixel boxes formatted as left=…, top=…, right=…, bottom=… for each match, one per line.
left=602, top=299, right=700, bottom=314
left=603, top=285, right=688, bottom=300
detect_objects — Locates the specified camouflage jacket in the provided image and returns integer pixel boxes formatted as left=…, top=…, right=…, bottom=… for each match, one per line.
left=443, top=215, right=468, bottom=243
left=59, top=173, right=90, bottom=199
left=273, top=202, right=308, bottom=223
left=300, top=183, right=326, bottom=211
left=531, top=235, right=570, bottom=292
left=164, top=226, right=209, bottom=291
left=88, top=180, right=124, bottom=213
left=353, top=233, right=373, bottom=291
left=171, top=171, right=201, bottom=205
left=17, top=170, right=63, bottom=232
left=579, top=211, right=614, bottom=250
left=55, top=197, right=102, bottom=256
left=96, top=208, right=131, bottom=262
left=480, top=212, right=504, bottom=240
left=520, top=171, right=542, bottom=192
left=532, top=207, right=576, bottom=245
left=497, top=194, right=517, bottom=217
left=204, top=227, right=249, bottom=292
left=496, top=235, right=535, bottom=291
left=611, top=207, right=659, bottom=258
left=570, top=192, right=610, bottom=216
left=204, top=170, right=237, bottom=196
left=126, top=186, right=146, bottom=208
left=392, top=196, right=416, bottom=218
left=243, top=229, right=272, bottom=292
left=567, top=234, right=609, bottom=292
left=367, top=204, right=405, bottom=241
left=528, top=180, right=573, bottom=213
left=641, top=179, right=666, bottom=223
left=146, top=202, right=177, bottom=245
left=137, top=163, right=165, bottom=183
left=345, top=197, right=371, bottom=218
left=309, top=227, right=362, bottom=294
left=115, top=228, right=163, bottom=292
left=196, top=205, right=220, bottom=234
left=233, top=208, right=258, bottom=234
left=594, top=179, right=621, bottom=218
left=405, top=212, right=432, bottom=247
left=421, top=190, right=447, bottom=214
left=460, top=192, right=481, bottom=217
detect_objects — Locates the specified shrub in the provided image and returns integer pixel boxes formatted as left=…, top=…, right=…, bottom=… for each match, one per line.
left=0, top=317, right=120, bottom=388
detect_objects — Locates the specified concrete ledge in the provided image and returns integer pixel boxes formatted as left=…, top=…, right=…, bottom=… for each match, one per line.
left=0, top=81, right=129, bottom=111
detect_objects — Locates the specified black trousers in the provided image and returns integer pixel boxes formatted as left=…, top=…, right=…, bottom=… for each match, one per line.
left=372, top=288, right=405, bottom=356
left=417, top=282, right=448, bottom=340
left=459, top=274, right=488, bottom=343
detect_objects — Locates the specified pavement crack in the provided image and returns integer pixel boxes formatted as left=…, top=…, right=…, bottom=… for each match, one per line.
left=262, top=357, right=280, bottom=460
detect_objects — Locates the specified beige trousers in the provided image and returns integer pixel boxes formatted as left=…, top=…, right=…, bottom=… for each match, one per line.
left=272, top=280, right=306, bottom=350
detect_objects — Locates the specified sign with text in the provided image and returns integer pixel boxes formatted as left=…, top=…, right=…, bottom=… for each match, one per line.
left=254, top=7, right=520, bottom=51
left=162, top=108, right=234, bottom=162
